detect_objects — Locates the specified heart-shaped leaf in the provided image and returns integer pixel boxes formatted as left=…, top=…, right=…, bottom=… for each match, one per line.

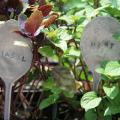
left=105, top=61, right=120, bottom=77
left=81, top=91, right=102, bottom=111
left=103, top=84, right=119, bottom=99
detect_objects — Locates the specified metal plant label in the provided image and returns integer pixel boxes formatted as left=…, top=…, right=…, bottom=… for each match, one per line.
left=80, top=16, right=120, bottom=90
left=0, top=20, right=33, bottom=120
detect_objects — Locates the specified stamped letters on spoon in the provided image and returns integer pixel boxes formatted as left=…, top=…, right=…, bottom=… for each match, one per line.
left=1, top=51, right=26, bottom=62
left=80, top=16, right=120, bottom=90
left=90, top=40, right=114, bottom=49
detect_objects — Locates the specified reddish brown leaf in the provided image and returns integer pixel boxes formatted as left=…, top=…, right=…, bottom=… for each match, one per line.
left=25, top=10, right=43, bottom=35
left=38, top=4, right=52, bottom=17
left=39, top=0, right=46, bottom=6
left=41, top=14, right=58, bottom=28
left=29, top=0, right=36, bottom=5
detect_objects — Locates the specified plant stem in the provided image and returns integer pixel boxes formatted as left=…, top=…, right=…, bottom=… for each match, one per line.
left=94, top=0, right=100, bottom=8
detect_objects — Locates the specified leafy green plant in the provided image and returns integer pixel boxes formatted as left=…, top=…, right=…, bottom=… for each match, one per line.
left=81, top=61, right=120, bottom=119
left=5, top=0, right=120, bottom=119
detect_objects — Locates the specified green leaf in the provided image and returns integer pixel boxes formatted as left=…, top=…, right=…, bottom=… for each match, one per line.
left=105, top=7, right=120, bottom=17
left=104, top=116, right=112, bottom=120
left=100, top=0, right=111, bottom=6
left=57, top=28, right=72, bottom=41
left=95, top=68, right=105, bottom=74
left=51, top=87, right=62, bottom=95
left=63, top=90, right=74, bottom=98
left=54, top=40, right=67, bottom=51
left=59, top=15, right=75, bottom=24
left=81, top=91, right=102, bottom=111
left=38, top=46, right=55, bottom=57
left=64, top=47, right=80, bottom=57
left=85, top=109, right=97, bottom=120
left=104, top=105, right=120, bottom=116
left=113, top=33, right=120, bottom=42
left=104, top=93, right=120, bottom=116
left=47, top=30, right=58, bottom=39
left=27, top=67, right=39, bottom=83
left=59, top=30, right=72, bottom=41
left=63, top=0, right=86, bottom=11
left=96, top=61, right=120, bottom=80
left=39, top=94, right=59, bottom=110
left=103, top=84, right=119, bottom=99
left=42, top=77, right=55, bottom=90
left=110, top=0, right=117, bottom=7
left=105, top=61, right=120, bottom=77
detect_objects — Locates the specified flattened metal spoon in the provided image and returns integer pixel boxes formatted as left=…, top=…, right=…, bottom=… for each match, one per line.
left=0, top=20, right=33, bottom=120
left=80, top=16, right=120, bottom=90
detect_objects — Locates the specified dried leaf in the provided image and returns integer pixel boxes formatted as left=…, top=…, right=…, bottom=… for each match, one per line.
left=38, top=4, right=52, bottom=17
left=25, top=10, right=43, bottom=35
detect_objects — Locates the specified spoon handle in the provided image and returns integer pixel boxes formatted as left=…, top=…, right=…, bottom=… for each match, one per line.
left=4, top=83, right=12, bottom=120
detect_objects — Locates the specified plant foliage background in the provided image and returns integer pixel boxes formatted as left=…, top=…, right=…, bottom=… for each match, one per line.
left=0, top=0, right=120, bottom=120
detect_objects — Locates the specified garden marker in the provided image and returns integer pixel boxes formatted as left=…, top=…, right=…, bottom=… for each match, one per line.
left=0, top=20, right=32, bottom=120
left=80, top=16, right=120, bottom=90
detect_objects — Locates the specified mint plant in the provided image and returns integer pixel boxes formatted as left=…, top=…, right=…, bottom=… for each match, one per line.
left=81, top=61, right=120, bottom=119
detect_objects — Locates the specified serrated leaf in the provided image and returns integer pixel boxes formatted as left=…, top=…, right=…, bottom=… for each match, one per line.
left=64, top=47, right=80, bottom=57
left=59, top=30, right=72, bottom=41
left=59, top=15, right=75, bottom=24
left=81, top=91, right=102, bottom=111
left=54, top=40, right=67, bottom=51
left=42, top=77, right=55, bottom=90
left=51, top=87, right=62, bottom=95
left=38, top=46, right=55, bottom=57
left=39, top=94, right=59, bottom=110
left=57, top=28, right=72, bottom=41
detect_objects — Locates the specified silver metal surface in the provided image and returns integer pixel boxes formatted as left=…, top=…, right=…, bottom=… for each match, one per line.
left=80, top=16, right=120, bottom=90
left=0, top=19, right=32, bottom=120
